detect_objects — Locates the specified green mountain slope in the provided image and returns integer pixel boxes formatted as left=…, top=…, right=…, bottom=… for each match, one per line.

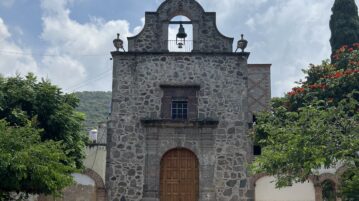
left=74, top=91, right=112, bottom=130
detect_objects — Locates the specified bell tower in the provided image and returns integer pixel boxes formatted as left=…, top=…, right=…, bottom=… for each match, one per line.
left=106, top=0, right=271, bottom=201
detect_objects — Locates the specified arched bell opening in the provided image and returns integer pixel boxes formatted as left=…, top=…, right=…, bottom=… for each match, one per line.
left=168, top=16, right=193, bottom=52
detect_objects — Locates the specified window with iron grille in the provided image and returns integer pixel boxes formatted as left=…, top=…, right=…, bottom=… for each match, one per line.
left=171, top=98, right=188, bottom=120
left=160, top=85, right=199, bottom=120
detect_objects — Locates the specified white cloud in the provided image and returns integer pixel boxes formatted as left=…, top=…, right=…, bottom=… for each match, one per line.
left=245, top=0, right=333, bottom=96
left=198, top=0, right=269, bottom=22
left=0, top=18, right=40, bottom=77
left=198, top=0, right=335, bottom=97
left=0, top=0, right=140, bottom=92
left=0, top=18, right=11, bottom=38
left=39, top=0, right=137, bottom=92
left=3, top=0, right=358, bottom=96
left=41, top=49, right=87, bottom=88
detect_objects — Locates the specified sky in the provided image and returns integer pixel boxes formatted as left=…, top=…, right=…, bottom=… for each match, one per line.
left=0, top=0, right=356, bottom=97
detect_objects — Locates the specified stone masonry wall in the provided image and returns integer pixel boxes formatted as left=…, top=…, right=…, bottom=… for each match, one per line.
left=106, top=52, right=253, bottom=201
left=247, top=64, right=271, bottom=114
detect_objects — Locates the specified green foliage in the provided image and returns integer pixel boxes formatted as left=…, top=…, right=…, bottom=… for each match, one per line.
left=330, top=0, right=359, bottom=54
left=251, top=44, right=359, bottom=198
left=341, top=169, right=359, bottom=200
left=0, top=120, right=75, bottom=200
left=253, top=98, right=359, bottom=184
left=74, top=91, right=111, bottom=131
left=0, top=74, right=87, bottom=168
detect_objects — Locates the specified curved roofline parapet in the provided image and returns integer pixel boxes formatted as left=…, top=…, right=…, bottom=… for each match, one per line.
left=157, top=0, right=205, bottom=18
left=127, top=0, right=234, bottom=52
left=127, top=12, right=157, bottom=40
left=205, top=12, right=234, bottom=41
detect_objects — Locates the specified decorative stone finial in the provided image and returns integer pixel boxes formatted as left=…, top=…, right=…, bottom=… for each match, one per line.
left=113, top=33, right=124, bottom=52
left=236, top=34, right=248, bottom=53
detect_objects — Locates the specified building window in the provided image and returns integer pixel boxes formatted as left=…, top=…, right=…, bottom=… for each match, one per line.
left=171, top=98, right=188, bottom=120
left=160, top=85, right=199, bottom=120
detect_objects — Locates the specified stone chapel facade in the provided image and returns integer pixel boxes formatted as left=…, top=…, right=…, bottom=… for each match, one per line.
left=106, top=0, right=271, bottom=201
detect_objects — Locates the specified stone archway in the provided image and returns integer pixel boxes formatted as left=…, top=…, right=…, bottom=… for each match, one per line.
left=37, top=169, right=105, bottom=201
left=160, top=148, right=199, bottom=201
left=318, top=173, right=340, bottom=201
left=83, top=168, right=106, bottom=201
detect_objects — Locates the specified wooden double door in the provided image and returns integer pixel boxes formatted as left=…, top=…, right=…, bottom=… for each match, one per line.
left=160, top=148, right=199, bottom=201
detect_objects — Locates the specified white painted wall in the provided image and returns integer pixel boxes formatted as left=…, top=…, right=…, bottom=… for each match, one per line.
left=255, top=176, right=316, bottom=201
left=84, top=146, right=107, bottom=182
left=83, top=122, right=107, bottom=183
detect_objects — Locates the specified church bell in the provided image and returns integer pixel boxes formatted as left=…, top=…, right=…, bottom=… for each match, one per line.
left=176, top=23, right=187, bottom=48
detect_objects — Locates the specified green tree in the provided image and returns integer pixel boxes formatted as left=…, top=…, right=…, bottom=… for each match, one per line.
left=251, top=44, right=359, bottom=200
left=0, top=120, right=75, bottom=200
left=341, top=168, right=359, bottom=200
left=0, top=74, right=87, bottom=168
left=330, top=0, right=359, bottom=54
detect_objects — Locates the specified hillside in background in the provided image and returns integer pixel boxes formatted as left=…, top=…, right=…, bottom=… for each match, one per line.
left=74, top=91, right=112, bottom=131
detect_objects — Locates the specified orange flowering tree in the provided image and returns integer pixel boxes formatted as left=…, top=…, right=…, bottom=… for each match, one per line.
left=252, top=44, right=359, bottom=200
left=287, top=43, right=359, bottom=111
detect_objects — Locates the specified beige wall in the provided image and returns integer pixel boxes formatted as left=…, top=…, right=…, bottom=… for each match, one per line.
left=84, top=146, right=107, bottom=183
left=255, top=176, right=315, bottom=201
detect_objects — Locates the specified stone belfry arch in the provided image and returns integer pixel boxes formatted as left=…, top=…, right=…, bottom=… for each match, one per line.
left=127, top=0, right=233, bottom=52
left=106, top=0, right=271, bottom=201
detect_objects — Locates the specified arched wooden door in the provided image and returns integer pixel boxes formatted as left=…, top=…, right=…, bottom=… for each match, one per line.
left=160, top=148, right=199, bottom=201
